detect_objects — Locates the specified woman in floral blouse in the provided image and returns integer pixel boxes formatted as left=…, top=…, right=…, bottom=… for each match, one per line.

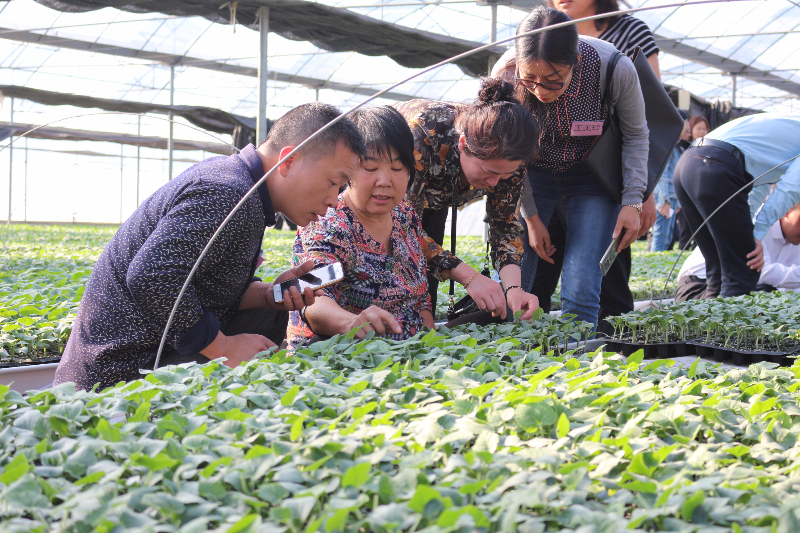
left=287, top=106, right=433, bottom=347
left=394, top=78, right=540, bottom=321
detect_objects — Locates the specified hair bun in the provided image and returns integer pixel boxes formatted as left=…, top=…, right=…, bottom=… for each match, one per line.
left=477, top=77, right=517, bottom=105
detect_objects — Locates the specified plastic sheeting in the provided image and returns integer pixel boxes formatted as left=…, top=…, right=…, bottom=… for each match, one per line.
left=32, top=0, right=504, bottom=77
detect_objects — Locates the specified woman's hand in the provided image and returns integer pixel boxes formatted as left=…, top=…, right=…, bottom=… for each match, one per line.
left=639, top=195, right=657, bottom=238
left=465, top=274, right=507, bottom=320
left=747, top=238, right=764, bottom=272
left=504, top=287, right=539, bottom=321
left=614, top=206, right=641, bottom=252
left=525, top=215, right=556, bottom=264
left=347, top=305, right=402, bottom=340
left=657, top=200, right=671, bottom=217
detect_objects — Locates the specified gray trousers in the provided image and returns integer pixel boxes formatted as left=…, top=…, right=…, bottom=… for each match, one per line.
left=158, top=308, right=289, bottom=366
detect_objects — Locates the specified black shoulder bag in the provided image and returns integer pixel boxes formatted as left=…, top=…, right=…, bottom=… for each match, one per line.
left=584, top=47, right=685, bottom=203
left=446, top=185, right=491, bottom=322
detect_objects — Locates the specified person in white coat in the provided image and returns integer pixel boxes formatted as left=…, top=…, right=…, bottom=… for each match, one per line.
left=676, top=203, right=800, bottom=301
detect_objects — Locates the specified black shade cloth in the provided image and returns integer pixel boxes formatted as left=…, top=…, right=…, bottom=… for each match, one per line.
left=0, top=121, right=234, bottom=154
left=32, top=0, right=504, bottom=77
left=0, top=85, right=264, bottom=149
left=665, top=85, right=761, bottom=129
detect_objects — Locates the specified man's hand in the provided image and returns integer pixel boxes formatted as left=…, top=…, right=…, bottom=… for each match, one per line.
left=504, top=287, right=539, bottom=321
left=657, top=200, right=671, bottom=217
left=525, top=215, right=556, bottom=264
left=747, top=238, right=765, bottom=272
left=201, top=331, right=275, bottom=368
left=614, top=206, right=641, bottom=252
left=266, top=260, right=325, bottom=311
left=639, top=195, right=657, bottom=238
left=347, top=305, right=402, bottom=340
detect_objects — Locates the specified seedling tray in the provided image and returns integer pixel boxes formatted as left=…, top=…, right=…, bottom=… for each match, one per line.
left=598, top=336, right=695, bottom=359
left=0, top=356, right=61, bottom=370
left=689, top=341, right=798, bottom=367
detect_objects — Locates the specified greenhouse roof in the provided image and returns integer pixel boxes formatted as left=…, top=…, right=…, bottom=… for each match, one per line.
left=2, top=0, right=798, bottom=132
left=1, top=0, right=799, bottom=223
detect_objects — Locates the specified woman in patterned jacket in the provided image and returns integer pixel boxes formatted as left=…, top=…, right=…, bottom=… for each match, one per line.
left=287, top=106, right=434, bottom=347
left=394, top=78, right=541, bottom=322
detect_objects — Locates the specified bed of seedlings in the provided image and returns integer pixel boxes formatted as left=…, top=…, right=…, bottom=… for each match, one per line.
left=604, top=292, right=800, bottom=364
left=4, top=322, right=800, bottom=532
left=0, top=226, right=297, bottom=365
left=0, top=225, right=686, bottom=365
left=0, top=225, right=111, bottom=365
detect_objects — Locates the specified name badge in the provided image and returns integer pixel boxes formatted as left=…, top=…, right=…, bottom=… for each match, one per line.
left=571, top=121, right=603, bottom=136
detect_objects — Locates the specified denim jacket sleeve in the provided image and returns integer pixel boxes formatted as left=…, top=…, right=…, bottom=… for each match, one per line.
left=753, top=158, right=800, bottom=240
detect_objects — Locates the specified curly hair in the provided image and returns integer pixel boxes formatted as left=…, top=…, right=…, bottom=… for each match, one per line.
left=455, top=77, right=539, bottom=162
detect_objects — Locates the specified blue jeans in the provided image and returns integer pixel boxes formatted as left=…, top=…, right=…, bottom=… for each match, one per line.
left=650, top=210, right=676, bottom=252
left=521, top=165, right=620, bottom=327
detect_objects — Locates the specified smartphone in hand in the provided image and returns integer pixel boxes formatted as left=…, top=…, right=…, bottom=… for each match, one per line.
left=599, top=228, right=626, bottom=276
left=273, top=262, right=344, bottom=303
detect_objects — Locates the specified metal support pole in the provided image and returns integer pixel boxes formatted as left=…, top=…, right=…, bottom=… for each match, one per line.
left=731, top=74, right=737, bottom=107
left=23, top=137, right=27, bottom=222
left=168, top=66, right=175, bottom=180
left=486, top=6, right=497, bottom=241
left=315, top=88, right=320, bottom=102
left=120, top=144, right=124, bottom=223
left=7, top=98, right=13, bottom=224
left=488, top=3, right=497, bottom=75
left=256, top=7, right=270, bottom=145
left=136, top=116, right=141, bottom=206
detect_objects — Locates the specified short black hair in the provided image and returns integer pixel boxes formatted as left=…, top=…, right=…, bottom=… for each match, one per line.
left=348, top=106, right=415, bottom=173
left=261, top=102, right=367, bottom=159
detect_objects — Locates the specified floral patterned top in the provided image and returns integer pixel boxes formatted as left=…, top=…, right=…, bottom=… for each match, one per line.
left=393, top=99, right=525, bottom=281
left=287, top=197, right=432, bottom=348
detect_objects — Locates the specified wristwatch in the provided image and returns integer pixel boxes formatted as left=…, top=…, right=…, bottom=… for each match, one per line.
left=625, top=203, right=643, bottom=213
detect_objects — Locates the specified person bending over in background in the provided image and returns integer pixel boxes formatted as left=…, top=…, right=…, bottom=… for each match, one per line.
left=674, top=112, right=800, bottom=299
left=287, top=106, right=434, bottom=348
left=394, top=78, right=540, bottom=322
left=675, top=202, right=800, bottom=301
left=55, top=103, right=367, bottom=391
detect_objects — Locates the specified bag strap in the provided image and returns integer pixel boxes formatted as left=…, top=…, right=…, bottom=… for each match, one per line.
left=449, top=184, right=458, bottom=299
left=602, top=50, right=623, bottom=125
left=447, top=180, right=492, bottom=307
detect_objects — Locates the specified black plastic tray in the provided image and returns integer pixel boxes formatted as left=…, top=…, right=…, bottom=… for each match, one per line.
left=689, top=342, right=797, bottom=367
left=598, top=337, right=694, bottom=359
left=0, top=356, right=61, bottom=369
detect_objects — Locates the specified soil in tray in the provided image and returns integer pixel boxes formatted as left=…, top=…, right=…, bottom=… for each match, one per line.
left=598, top=337, right=694, bottom=359
left=689, top=341, right=797, bottom=367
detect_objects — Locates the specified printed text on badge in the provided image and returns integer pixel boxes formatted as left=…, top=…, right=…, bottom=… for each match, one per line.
left=571, top=121, right=603, bottom=136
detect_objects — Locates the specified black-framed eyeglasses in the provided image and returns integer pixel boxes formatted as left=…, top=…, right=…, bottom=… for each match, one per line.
left=514, top=65, right=574, bottom=91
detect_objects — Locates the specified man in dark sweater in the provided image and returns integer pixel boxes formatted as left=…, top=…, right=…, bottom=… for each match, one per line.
left=56, top=103, right=366, bottom=391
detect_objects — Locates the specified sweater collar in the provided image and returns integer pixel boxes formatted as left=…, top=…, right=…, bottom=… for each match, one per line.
left=239, top=144, right=276, bottom=226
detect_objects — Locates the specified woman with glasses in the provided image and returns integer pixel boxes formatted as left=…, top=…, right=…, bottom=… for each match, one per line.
left=530, top=0, right=661, bottom=333
left=394, top=78, right=540, bottom=322
left=494, top=6, right=648, bottom=327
